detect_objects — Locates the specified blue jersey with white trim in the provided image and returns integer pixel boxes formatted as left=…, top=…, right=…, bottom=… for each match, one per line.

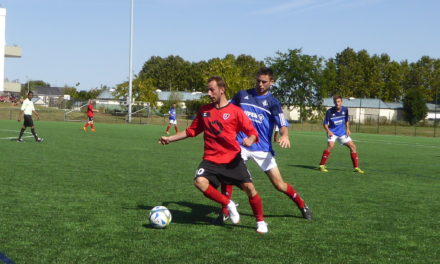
left=169, top=107, right=176, bottom=121
left=231, top=89, right=289, bottom=153
left=323, top=106, right=349, bottom=136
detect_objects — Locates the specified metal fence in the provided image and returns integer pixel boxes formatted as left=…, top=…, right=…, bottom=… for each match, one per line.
left=1, top=104, right=439, bottom=137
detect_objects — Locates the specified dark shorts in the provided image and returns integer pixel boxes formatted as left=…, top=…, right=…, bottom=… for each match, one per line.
left=23, top=115, right=34, bottom=127
left=88, top=116, right=94, bottom=122
left=194, top=155, right=253, bottom=188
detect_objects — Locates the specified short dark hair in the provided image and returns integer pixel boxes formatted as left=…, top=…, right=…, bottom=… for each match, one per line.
left=27, top=91, right=33, bottom=95
left=256, top=67, right=274, bottom=80
left=207, top=76, right=228, bottom=90
left=333, top=95, right=342, bottom=101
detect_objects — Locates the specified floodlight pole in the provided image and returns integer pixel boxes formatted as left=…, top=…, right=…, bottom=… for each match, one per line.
left=128, top=0, right=134, bottom=123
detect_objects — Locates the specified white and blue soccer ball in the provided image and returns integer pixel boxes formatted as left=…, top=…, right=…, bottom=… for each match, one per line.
left=149, top=206, right=172, bottom=229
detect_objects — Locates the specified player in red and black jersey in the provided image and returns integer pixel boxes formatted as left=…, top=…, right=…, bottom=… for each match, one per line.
left=83, top=100, right=98, bottom=132
left=159, top=76, right=269, bottom=234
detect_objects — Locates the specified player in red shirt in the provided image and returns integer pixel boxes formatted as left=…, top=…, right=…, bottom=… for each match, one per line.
left=159, top=76, right=269, bottom=233
left=83, top=100, right=98, bottom=132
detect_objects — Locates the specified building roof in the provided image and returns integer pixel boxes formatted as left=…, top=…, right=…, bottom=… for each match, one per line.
left=34, top=86, right=64, bottom=96
left=156, top=91, right=206, bottom=101
left=97, top=90, right=115, bottom=100
left=323, top=97, right=403, bottom=109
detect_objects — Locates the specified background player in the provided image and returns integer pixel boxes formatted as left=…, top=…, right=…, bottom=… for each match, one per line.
left=83, top=99, right=98, bottom=132
left=16, top=91, right=43, bottom=142
left=217, top=67, right=312, bottom=223
left=164, top=103, right=178, bottom=135
left=159, top=76, right=268, bottom=233
left=319, top=95, right=364, bottom=173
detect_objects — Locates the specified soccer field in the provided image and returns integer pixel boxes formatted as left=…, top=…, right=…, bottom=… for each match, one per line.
left=0, top=120, right=439, bottom=264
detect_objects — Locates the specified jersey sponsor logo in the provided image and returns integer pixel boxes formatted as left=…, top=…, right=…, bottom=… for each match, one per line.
left=223, top=113, right=230, bottom=120
left=244, top=110, right=265, bottom=123
left=244, top=96, right=249, bottom=100
left=202, top=112, right=210, bottom=118
left=209, top=120, right=223, bottom=135
left=262, top=100, right=268, bottom=106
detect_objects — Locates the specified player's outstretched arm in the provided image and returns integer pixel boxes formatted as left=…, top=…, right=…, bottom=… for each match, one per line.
left=158, top=130, right=188, bottom=145
left=278, top=126, right=290, bottom=148
left=242, top=135, right=257, bottom=147
left=17, top=110, right=23, bottom=122
left=33, top=110, right=41, bottom=120
left=345, top=121, right=351, bottom=136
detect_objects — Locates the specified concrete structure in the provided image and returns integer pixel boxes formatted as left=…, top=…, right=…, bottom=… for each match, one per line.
left=283, top=97, right=405, bottom=124
left=1, top=8, right=22, bottom=93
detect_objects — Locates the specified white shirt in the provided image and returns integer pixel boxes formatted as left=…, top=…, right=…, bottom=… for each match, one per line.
left=21, top=98, right=35, bottom=115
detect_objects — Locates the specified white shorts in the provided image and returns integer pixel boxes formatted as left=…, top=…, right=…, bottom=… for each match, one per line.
left=240, top=147, right=278, bottom=172
left=327, top=134, right=352, bottom=145
left=169, top=119, right=177, bottom=125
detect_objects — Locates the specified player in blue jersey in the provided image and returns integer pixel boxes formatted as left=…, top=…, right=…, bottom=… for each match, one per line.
left=216, top=67, right=312, bottom=223
left=164, top=103, right=179, bottom=135
left=319, top=95, right=364, bottom=173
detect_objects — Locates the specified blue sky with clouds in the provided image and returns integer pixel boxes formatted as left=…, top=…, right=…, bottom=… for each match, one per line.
left=2, top=0, right=439, bottom=91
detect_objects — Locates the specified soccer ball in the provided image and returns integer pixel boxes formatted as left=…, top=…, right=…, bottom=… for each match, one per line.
left=149, top=206, right=172, bottom=229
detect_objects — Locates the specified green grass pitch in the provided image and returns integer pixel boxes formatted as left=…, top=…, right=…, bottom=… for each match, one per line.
left=0, top=120, right=439, bottom=263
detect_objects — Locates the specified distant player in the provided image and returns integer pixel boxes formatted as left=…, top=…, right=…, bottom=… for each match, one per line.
left=217, top=67, right=312, bottom=223
left=164, top=103, right=178, bottom=135
left=16, top=91, right=43, bottom=142
left=83, top=100, right=98, bottom=132
left=159, top=76, right=269, bottom=234
left=319, top=95, right=364, bottom=173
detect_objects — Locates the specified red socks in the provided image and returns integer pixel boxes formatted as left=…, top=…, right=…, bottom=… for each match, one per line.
left=165, top=125, right=171, bottom=133
left=203, top=185, right=229, bottom=207
left=285, top=183, right=305, bottom=209
left=84, top=123, right=89, bottom=128
left=351, top=152, right=359, bottom=168
left=249, top=194, right=264, bottom=222
left=320, top=150, right=331, bottom=165
left=221, top=184, right=233, bottom=215
left=175, top=126, right=179, bottom=133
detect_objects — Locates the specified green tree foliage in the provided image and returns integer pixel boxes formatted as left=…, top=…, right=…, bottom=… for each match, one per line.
left=266, top=49, right=324, bottom=120
left=139, top=55, right=193, bottom=91
left=403, top=88, right=428, bottom=125
left=203, top=54, right=263, bottom=98
left=21, top=80, right=51, bottom=95
left=114, top=76, right=158, bottom=106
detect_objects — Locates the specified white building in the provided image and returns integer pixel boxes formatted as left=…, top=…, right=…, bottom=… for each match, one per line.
left=1, top=8, right=22, bottom=94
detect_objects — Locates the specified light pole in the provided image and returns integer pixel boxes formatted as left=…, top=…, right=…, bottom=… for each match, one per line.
left=25, top=75, right=30, bottom=94
left=127, top=0, right=134, bottom=123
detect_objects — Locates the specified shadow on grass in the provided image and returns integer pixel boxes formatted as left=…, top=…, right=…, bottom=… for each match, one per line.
left=288, top=164, right=318, bottom=170
left=137, top=201, right=254, bottom=230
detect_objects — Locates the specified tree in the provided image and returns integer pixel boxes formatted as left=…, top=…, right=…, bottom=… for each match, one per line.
left=266, top=49, right=324, bottom=121
left=334, top=47, right=363, bottom=97
left=139, top=55, right=192, bottom=91
left=203, top=54, right=263, bottom=98
left=21, top=80, right=51, bottom=95
left=114, top=76, right=158, bottom=106
left=403, top=88, right=428, bottom=125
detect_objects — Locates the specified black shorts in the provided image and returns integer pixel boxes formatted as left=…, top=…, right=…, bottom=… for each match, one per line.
left=88, top=116, right=94, bottom=122
left=23, top=115, right=34, bottom=127
left=195, top=155, right=253, bottom=188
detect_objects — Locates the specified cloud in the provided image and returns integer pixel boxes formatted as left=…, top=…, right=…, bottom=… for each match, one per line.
left=253, top=0, right=383, bottom=16
left=253, top=0, right=316, bottom=15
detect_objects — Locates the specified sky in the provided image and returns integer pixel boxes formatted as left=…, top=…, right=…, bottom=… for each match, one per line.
left=1, top=0, right=440, bottom=91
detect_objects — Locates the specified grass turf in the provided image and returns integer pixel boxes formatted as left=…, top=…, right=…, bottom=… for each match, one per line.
left=0, top=120, right=439, bottom=263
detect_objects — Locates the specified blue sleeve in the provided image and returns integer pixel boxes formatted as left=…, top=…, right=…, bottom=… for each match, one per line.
left=271, top=100, right=289, bottom=127
left=323, top=109, right=331, bottom=125
left=230, top=91, right=240, bottom=106
left=345, top=107, right=349, bottom=123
